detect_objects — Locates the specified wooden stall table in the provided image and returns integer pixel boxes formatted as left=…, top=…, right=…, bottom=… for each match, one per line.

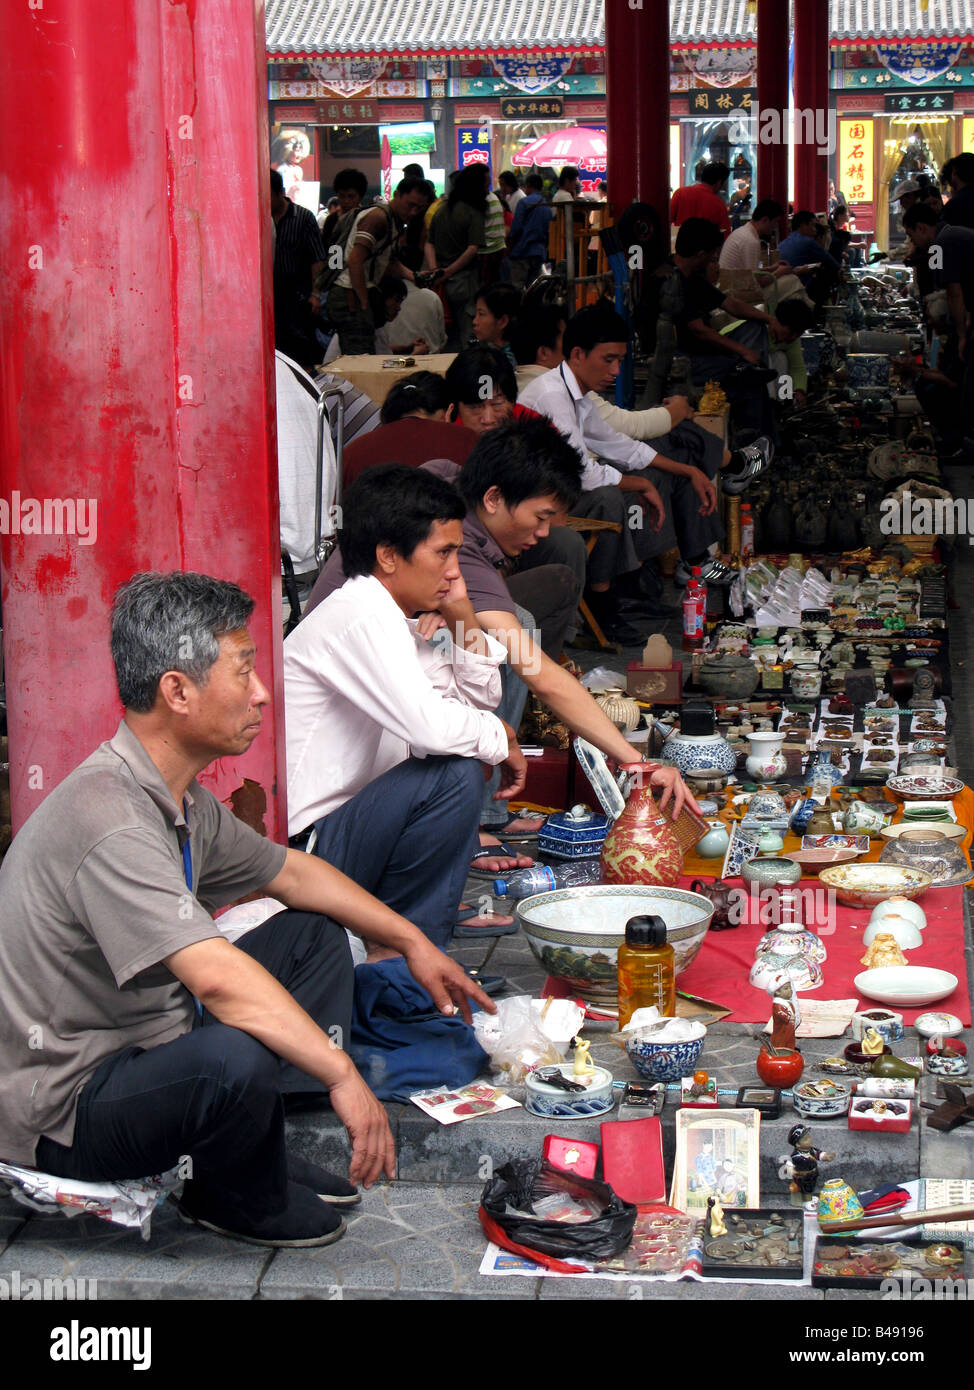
left=327, top=353, right=456, bottom=407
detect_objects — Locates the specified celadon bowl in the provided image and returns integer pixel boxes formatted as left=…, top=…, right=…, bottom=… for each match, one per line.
left=516, top=884, right=714, bottom=1004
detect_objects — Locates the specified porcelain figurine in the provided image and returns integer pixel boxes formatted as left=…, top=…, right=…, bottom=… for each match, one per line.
left=778, top=1125, right=835, bottom=1204
left=860, top=1027, right=886, bottom=1057
left=769, top=977, right=801, bottom=1051
left=572, top=1037, right=596, bottom=1080
left=746, top=732, right=787, bottom=782
left=860, top=934, right=908, bottom=970
left=708, top=1194, right=727, bottom=1239
left=600, top=783, right=684, bottom=887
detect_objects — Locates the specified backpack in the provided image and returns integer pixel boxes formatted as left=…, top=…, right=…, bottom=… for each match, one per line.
left=316, top=202, right=396, bottom=298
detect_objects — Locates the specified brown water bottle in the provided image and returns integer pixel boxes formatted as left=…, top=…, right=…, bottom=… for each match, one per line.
left=616, top=914, right=676, bottom=1028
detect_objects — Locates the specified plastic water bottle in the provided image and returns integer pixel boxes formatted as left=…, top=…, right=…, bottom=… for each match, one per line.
left=682, top=567, right=705, bottom=650
left=493, top=860, right=602, bottom=899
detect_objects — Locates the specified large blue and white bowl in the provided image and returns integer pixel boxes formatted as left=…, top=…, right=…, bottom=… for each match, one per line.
left=625, top=1022, right=706, bottom=1082
left=517, top=885, right=715, bottom=1004
left=662, top=731, right=737, bottom=778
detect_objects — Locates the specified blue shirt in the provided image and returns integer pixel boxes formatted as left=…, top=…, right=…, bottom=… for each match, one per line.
left=509, top=193, right=554, bottom=260
left=777, top=232, right=840, bottom=275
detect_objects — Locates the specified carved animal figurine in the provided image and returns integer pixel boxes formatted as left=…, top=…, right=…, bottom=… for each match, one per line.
left=860, top=1027, right=886, bottom=1057
left=572, top=1037, right=596, bottom=1081
left=860, top=933, right=908, bottom=971
left=708, top=1194, right=727, bottom=1238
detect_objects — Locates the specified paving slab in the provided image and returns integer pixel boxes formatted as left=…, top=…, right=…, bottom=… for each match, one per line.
left=0, top=1201, right=268, bottom=1299
left=258, top=1182, right=540, bottom=1300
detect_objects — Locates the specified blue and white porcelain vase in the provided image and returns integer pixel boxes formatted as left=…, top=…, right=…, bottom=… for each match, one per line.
left=661, top=730, right=737, bottom=779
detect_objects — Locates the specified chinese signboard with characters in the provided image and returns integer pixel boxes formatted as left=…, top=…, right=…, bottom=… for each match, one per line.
left=499, top=97, right=564, bottom=118
left=688, top=88, right=756, bottom=115
left=883, top=91, right=955, bottom=113
left=964, top=117, right=974, bottom=153
left=456, top=125, right=492, bottom=174
left=838, top=118, right=875, bottom=205
left=316, top=99, right=379, bottom=122
left=876, top=43, right=963, bottom=86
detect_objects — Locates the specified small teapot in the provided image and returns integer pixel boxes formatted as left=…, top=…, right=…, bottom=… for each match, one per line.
left=690, top=878, right=740, bottom=932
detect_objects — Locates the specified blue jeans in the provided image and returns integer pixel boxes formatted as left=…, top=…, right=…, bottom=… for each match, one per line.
left=311, top=754, right=483, bottom=950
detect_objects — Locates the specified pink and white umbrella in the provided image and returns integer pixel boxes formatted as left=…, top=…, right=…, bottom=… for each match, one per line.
left=512, top=126, right=608, bottom=173
left=511, top=135, right=549, bottom=167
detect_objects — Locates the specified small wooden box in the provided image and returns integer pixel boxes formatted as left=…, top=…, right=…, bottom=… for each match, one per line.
left=626, top=662, right=683, bottom=704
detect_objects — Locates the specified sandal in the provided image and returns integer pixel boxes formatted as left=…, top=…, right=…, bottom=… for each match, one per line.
left=468, top=843, right=534, bottom=879
left=479, top=810, right=544, bottom=840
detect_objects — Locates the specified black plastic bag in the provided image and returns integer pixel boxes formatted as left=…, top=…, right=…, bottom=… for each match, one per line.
left=480, top=1158, right=637, bottom=1262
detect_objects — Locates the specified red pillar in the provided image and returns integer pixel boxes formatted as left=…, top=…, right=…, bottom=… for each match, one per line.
left=756, top=0, right=791, bottom=222
left=793, top=0, right=832, bottom=213
left=0, top=1, right=286, bottom=839
left=605, top=0, right=671, bottom=224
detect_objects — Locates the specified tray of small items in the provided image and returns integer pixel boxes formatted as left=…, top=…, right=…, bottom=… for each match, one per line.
left=812, top=1236, right=966, bottom=1290
left=701, top=1209, right=805, bottom=1281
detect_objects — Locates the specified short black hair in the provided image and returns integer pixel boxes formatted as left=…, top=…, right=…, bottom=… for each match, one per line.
left=270, top=168, right=284, bottom=195
left=457, top=418, right=582, bottom=512
left=558, top=166, right=579, bottom=185
left=700, top=162, right=729, bottom=188
left=950, top=152, right=974, bottom=184
left=377, top=273, right=408, bottom=303
left=338, top=465, right=465, bottom=579
left=333, top=167, right=368, bottom=198
left=380, top=371, right=451, bottom=424
left=401, top=162, right=424, bottom=179
left=562, top=302, right=629, bottom=358
left=674, top=217, right=724, bottom=257
left=774, top=298, right=815, bottom=338
left=752, top=199, right=784, bottom=222
left=476, top=283, right=522, bottom=333
left=902, top=203, right=941, bottom=231
left=525, top=173, right=544, bottom=193
left=444, top=346, right=518, bottom=406
left=790, top=209, right=817, bottom=231
left=508, top=303, right=566, bottom=365
left=498, top=170, right=519, bottom=191
left=394, top=175, right=432, bottom=200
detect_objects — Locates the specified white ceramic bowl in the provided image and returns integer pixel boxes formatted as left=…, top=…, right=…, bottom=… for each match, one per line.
left=862, top=915, right=924, bottom=950
left=868, top=897, right=927, bottom=931
left=516, top=884, right=714, bottom=1004
left=880, top=821, right=965, bottom=843
left=854, top=966, right=959, bottom=1007
left=819, top=863, right=932, bottom=908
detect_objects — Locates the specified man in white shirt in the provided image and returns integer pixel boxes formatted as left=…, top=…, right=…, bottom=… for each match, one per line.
left=374, top=274, right=447, bottom=354
left=499, top=170, right=525, bottom=214
left=518, top=301, right=732, bottom=588
left=719, top=199, right=787, bottom=274
left=285, top=466, right=525, bottom=955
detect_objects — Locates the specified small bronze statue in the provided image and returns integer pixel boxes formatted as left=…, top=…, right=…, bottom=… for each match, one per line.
left=777, top=1123, right=835, bottom=1205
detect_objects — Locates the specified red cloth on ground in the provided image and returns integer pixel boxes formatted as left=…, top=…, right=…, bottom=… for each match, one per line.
left=677, top=880, right=970, bottom=1025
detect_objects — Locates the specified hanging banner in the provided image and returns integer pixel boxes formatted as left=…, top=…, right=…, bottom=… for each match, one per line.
left=964, top=117, right=974, bottom=154
left=491, top=55, right=573, bottom=94
left=875, top=43, right=963, bottom=86
left=456, top=125, right=492, bottom=173
left=306, top=59, right=388, bottom=97
left=838, top=118, right=875, bottom=206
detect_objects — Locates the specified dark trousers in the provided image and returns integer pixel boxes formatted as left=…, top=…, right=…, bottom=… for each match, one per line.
left=688, top=320, right=775, bottom=441
left=632, top=419, right=726, bottom=561
left=310, top=754, right=484, bottom=951
left=35, top=910, right=354, bottom=1225
left=505, top=562, right=580, bottom=662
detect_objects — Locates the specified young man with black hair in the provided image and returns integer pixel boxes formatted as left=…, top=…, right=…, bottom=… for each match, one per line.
left=519, top=300, right=741, bottom=588
left=271, top=167, right=328, bottom=370
left=374, top=271, right=446, bottom=355
left=324, top=176, right=432, bottom=355
left=286, top=466, right=528, bottom=949
left=508, top=173, right=554, bottom=289
left=903, top=202, right=974, bottom=401
left=941, top=152, right=974, bottom=229
left=719, top=199, right=787, bottom=274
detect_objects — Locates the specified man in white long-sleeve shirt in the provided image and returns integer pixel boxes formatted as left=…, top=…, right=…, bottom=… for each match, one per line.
left=285, top=466, right=526, bottom=954
left=518, top=301, right=731, bottom=589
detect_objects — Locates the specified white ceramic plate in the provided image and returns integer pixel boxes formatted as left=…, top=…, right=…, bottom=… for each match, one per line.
left=855, top=966, right=959, bottom=1007
left=887, top=776, right=964, bottom=801
left=880, top=821, right=966, bottom=843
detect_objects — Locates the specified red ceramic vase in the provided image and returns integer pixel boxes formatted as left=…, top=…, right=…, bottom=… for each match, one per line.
left=756, top=1045, right=805, bottom=1089
left=600, top=785, right=684, bottom=886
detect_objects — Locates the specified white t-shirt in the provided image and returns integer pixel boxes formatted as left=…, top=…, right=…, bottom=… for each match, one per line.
left=375, top=282, right=447, bottom=354
left=719, top=223, right=763, bottom=270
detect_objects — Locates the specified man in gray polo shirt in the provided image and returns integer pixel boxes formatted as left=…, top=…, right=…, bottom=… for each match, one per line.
left=0, top=572, right=490, bottom=1249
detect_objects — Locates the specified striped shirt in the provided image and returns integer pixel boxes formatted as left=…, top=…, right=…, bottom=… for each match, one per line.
left=482, top=192, right=507, bottom=254
left=273, top=202, right=327, bottom=291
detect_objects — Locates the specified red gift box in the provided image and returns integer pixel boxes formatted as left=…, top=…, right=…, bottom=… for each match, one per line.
left=848, top=1098, right=913, bottom=1133
left=542, top=1134, right=599, bottom=1180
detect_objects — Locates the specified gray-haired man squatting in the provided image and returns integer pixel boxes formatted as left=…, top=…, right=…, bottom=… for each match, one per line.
left=0, top=574, right=492, bottom=1248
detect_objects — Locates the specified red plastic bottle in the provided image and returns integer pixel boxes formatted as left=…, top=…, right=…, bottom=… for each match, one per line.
left=682, top=576, right=704, bottom=650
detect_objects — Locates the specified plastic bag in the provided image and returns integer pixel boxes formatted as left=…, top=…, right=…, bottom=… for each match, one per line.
left=473, top=995, right=563, bottom=1083
left=580, top=666, right=627, bottom=694
left=480, top=1159, right=637, bottom=1264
